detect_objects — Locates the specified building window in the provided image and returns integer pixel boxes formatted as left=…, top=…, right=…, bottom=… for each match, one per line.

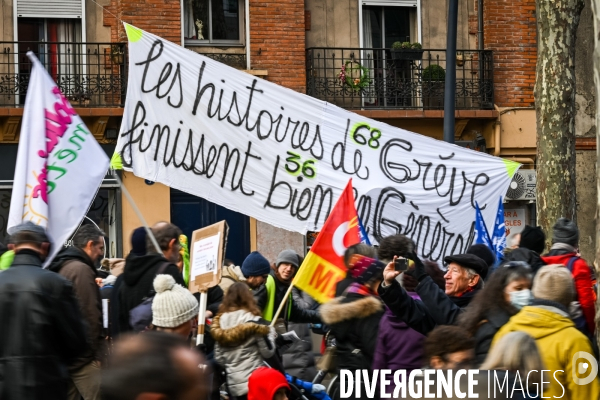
left=183, top=0, right=243, bottom=45
left=362, top=6, right=415, bottom=49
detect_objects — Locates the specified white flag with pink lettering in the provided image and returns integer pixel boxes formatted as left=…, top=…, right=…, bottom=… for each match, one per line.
left=8, top=51, right=109, bottom=265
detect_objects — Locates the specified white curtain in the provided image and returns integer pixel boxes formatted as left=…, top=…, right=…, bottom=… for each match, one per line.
left=56, top=19, right=82, bottom=79
left=362, top=8, right=375, bottom=103
left=184, top=0, right=197, bottom=39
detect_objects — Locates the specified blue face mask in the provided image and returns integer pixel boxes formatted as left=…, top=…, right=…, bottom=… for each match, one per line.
left=509, top=289, right=532, bottom=310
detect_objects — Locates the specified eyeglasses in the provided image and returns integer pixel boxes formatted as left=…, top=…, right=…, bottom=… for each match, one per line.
left=502, top=261, right=531, bottom=269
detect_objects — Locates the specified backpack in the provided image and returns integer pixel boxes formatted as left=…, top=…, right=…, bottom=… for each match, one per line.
left=128, top=262, right=170, bottom=332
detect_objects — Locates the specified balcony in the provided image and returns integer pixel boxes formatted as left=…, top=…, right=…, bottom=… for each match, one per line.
left=0, top=42, right=128, bottom=108
left=306, top=48, right=494, bottom=111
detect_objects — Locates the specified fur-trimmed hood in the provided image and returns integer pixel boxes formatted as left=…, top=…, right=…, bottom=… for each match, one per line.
left=211, top=310, right=271, bottom=347
left=320, top=295, right=384, bottom=325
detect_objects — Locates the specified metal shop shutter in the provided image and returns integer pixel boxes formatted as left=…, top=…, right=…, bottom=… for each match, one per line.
left=16, top=0, right=82, bottom=19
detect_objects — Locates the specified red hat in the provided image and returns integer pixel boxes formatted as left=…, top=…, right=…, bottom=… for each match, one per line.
left=248, top=367, right=290, bottom=400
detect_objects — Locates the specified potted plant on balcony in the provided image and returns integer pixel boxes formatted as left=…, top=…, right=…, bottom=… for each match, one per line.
left=111, top=45, right=125, bottom=65
left=422, top=64, right=445, bottom=109
left=391, top=41, right=423, bottom=61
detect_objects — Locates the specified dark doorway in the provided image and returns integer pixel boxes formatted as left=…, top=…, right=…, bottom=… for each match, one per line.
left=170, top=189, right=251, bottom=266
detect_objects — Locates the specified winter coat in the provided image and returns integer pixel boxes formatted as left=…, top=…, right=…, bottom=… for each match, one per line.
left=193, top=285, right=224, bottom=316
left=542, top=252, right=596, bottom=334
left=0, top=251, right=89, bottom=400
left=116, top=253, right=185, bottom=333
left=219, top=265, right=246, bottom=294
left=378, top=277, right=477, bottom=335
left=320, top=293, right=384, bottom=372
left=48, top=247, right=103, bottom=369
left=254, top=273, right=321, bottom=323
left=282, top=287, right=317, bottom=381
left=212, top=310, right=276, bottom=397
left=504, top=247, right=546, bottom=275
left=372, top=296, right=425, bottom=395
left=493, top=304, right=600, bottom=400
left=472, top=308, right=512, bottom=366
left=335, top=273, right=354, bottom=297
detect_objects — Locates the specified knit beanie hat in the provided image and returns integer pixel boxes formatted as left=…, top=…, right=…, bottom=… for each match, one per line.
left=466, top=244, right=496, bottom=268
left=552, top=218, right=579, bottom=246
left=349, top=255, right=386, bottom=284
left=130, top=227, right=147, bottom=256
left=151, top=275, right=199, bottom=328
left=532, top=264, right=575, bottom=307
left=241, top=251, right=271, bottom=278
left=248, top=367, right=290, bottom=400
left=275, top=249, right=300, bottom=269
left=519, top=225, right=546, bottom=254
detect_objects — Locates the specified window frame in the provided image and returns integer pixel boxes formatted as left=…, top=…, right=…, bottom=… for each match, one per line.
left=183, top=0, right=245, bottom=47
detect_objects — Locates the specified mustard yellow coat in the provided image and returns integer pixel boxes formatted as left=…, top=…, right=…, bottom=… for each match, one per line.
left=493, top=305, right=600, bottom=400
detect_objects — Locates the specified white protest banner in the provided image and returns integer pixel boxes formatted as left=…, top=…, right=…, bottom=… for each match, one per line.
left=116, top=24, right=520, bottom=261
left=8, top=52, right=110, bottom=265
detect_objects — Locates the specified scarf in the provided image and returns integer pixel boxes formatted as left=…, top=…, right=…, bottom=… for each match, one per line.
left=346, top=282, right=378, bottom=297
left=550, top=243, right=577, bottom=253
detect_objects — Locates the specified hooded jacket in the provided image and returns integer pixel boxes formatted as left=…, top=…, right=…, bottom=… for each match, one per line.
left=0, top=250, right=89, bottom=400
left=541, top=252, right=596, bottom=334
left=48, top=247, right=103, bottom=369
left=116, top=253, right=185, bottom=333
left=248, top=367, right=290, bottom=400
left=212, top=310, right=276, bottom=397
left=493, top=305, right=600, bottom=400
left=218, top=265, right=246, bottom=294
left=320, top=293, right=384, bottom=373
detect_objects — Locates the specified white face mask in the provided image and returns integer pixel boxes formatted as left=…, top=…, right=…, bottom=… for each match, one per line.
left=508, top=289, right=532, bottom=310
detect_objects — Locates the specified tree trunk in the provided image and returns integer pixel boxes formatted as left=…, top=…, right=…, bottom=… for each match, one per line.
left=591, top=0, right=600, bottom=349
left=535, top=0, right=584, bottom=250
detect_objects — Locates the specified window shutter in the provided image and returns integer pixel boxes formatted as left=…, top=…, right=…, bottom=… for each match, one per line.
left=16, top=0, right=82, bottom=18
left=361, top=0, right=417, bottom=6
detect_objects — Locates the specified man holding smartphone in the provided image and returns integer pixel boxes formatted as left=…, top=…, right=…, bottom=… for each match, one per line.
left=378, top=251, right=488, bottom=336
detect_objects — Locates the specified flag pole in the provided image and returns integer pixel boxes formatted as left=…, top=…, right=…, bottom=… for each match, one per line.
left=269, top=282, right=296, bottom=327
left=114, top=172, right=162, bottom=254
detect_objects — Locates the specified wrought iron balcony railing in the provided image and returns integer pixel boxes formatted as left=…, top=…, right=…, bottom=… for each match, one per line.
left=0, top=42, right=127, bottom=107
left=306, top=48, right=494, bottom=110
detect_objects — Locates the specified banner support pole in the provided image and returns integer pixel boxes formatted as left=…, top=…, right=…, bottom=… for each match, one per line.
left=114, top=172, right=162, bottom=254
left=269, top=283, right=295, bottom=327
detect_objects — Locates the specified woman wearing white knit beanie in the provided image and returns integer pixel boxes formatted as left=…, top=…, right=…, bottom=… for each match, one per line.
left=152, top=274, right=199, bottom=337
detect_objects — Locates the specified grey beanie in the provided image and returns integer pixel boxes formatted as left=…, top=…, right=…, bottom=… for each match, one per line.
left=552, top=218, right=579, bottom=246
left=276, top=249, right=300, bottom=269
left=151, top=275, right=199, bottom=328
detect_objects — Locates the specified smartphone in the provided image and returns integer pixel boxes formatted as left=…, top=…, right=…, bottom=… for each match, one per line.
left=395, top=257, right=408, bottom=271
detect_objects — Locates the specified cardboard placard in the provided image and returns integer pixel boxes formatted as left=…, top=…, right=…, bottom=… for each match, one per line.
left=188, top=221, right=228, bottom=293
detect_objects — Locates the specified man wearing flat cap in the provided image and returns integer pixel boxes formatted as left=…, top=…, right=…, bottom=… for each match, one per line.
left=377, top=251, right=488, bottom=335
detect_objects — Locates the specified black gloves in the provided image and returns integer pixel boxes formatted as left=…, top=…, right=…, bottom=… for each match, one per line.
left=404, top=252, right=427, bottom=282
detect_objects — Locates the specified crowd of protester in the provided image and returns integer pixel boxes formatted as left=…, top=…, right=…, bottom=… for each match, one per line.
left=0, top=216, right=599, bottom=400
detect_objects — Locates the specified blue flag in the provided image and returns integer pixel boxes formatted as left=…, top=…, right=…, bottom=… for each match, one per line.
left=474, top=201, right=493, bottom=249
left=357, top=215, right=371, bottom=245
left=491, top=197, right=506, bottom=265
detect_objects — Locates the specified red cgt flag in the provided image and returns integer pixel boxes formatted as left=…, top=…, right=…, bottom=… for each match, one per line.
left=293, top=179, right=361, bottom=303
